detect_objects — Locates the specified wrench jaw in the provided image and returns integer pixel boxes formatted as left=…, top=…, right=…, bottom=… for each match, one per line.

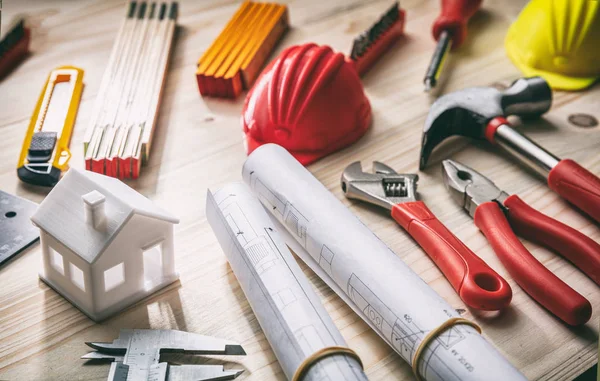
left=341, top=161, right=418, bottom=210
left=372, top=161, right=397, bottom=175
left=441, top=159, right=509, bottom=217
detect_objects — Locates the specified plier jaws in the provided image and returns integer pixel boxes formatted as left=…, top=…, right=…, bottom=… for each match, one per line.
left=442, top=159, right=508, bottom=217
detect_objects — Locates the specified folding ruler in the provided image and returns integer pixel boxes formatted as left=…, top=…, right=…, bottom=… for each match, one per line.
left=196, top=1, right=289, bottom=98
left=82, top=329, right=246, bottom=381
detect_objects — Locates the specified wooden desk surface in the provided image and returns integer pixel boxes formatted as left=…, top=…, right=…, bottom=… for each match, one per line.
left=0, top=0, right=598, bottom=380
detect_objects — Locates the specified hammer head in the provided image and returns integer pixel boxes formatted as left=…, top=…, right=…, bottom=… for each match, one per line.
left=419, top=77, right=552, bottom=169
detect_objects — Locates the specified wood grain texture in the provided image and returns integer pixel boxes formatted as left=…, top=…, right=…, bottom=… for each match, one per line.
left=0, top=0, right=598, bottom=380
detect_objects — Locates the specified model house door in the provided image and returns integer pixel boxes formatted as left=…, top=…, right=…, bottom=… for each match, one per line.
left=142, top=241, right=164, bottom=289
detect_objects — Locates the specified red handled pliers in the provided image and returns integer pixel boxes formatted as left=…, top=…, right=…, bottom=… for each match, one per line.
left=442, top=159, right=598, bottom=326
left=341, top=161, right=512, bottom=311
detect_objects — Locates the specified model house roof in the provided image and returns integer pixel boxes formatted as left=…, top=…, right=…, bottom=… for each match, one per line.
left=31, top=169, right=179, bottom=263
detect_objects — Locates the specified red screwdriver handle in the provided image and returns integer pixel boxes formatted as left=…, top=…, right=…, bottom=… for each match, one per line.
left=474, top=201, right=592, bottom=326
left=392, top=201, right=512, bottom=311
left=504, top=194, right=600, bottom=286
left=432, top=0, right=482, bottom=48
left=548, top=159, right=600, bottom=224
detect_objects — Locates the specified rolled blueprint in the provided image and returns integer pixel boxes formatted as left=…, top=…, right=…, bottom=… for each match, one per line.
left=206, top=183, right=368, bottom=381
left=240, top=144, right=527, bottom=381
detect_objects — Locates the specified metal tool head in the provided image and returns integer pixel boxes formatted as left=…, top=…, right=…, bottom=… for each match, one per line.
left=441, top=159, right=508, bottom=217
left=341, top=161, right=418, bottom=210
left=168, top=365, right=244, bottom=381
left=82, top=329, right=246, bottom=381
left=85, top=329, right=246, bottom=356
left=420, top=77, right=553, bottom=169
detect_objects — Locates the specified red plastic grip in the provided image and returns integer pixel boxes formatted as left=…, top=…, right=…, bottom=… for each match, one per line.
left=432, top=0, right=482, bottom=48
left=392, top=201, right=512, bottom=311
left=548, top=159, right=600, bottom=224
left=504, top=194, right=600, bottom=286
left=474, top=201, right=592, bottom=326
left=484, top=116, right=509, bottom=144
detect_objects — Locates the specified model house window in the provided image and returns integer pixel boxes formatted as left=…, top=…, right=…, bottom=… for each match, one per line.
left=49, top=246, right=64, bottom=275
left=104, top=262, right=125, bottom=292
left=70, top=263, right=85, bottom=291
left=143, top=241, right=163, bottom=284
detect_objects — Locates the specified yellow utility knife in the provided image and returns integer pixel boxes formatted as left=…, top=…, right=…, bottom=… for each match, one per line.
left=17, top=66, right=84, bottom=186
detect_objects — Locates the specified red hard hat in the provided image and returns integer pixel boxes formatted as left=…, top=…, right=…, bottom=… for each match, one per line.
left=242, top=43, right=372, bottom=165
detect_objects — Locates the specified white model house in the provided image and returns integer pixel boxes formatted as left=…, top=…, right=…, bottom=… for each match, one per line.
left=31, top=168, right=179, bottom=321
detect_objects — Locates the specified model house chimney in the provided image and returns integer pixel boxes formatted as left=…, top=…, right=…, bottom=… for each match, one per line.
left=83, top=190, right=107, bottom=231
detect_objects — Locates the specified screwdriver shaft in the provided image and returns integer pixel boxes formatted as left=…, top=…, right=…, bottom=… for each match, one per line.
left=424, top=30, right=452, bottom=92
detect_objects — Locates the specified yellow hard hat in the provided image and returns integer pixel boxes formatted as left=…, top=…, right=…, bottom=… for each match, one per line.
left=505, top=0, right=600, bottom=91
